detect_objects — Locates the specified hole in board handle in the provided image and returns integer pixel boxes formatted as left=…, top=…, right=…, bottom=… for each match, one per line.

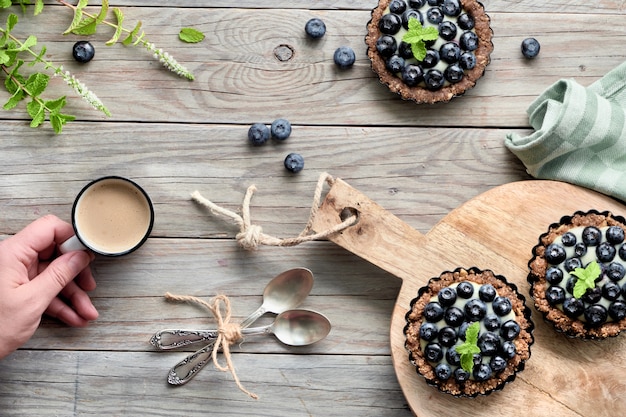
left=339, top=207, right=359, bottom=224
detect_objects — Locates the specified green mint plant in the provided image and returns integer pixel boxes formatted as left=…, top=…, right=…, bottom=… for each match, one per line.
left=571, top=260, right=601, bottom=299
left=455, top=321, right=481, bottom=373
left=402, top=17, right=438, bottom=61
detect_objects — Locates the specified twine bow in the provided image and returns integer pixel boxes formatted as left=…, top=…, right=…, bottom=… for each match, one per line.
left=164, top=292, right=258, bottom=399
left=190, top=172, right=357, bottom=250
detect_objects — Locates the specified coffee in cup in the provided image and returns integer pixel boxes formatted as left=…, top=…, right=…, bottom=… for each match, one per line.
left=59, top=176, right=154, bottom=256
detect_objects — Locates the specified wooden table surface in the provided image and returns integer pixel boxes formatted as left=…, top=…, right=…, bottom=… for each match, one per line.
left=0, top=1, right=624, bottom=416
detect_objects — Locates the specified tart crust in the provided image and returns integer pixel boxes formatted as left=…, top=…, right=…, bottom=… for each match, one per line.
left=404, top=267, right=534, bottom=397
left=528, top=210, right=626, bottom=339
left=365, top=0, right=494, bottom=103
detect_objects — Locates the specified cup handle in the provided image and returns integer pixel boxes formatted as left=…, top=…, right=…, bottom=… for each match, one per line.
left=59, top=235, right=88, bottom=254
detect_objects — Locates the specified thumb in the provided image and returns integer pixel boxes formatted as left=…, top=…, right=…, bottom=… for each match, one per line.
left=31, top=251, right=92, bottom=301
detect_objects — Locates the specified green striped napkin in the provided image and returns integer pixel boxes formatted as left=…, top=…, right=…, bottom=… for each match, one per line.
left=505, top=61, right=626, bottom=202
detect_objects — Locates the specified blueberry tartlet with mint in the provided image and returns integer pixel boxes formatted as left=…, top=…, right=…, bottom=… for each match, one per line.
left=528, top=210, right=626, bottom=339
left=365, top=0, right=493, bottom=103
left=404, top=267, right=533, bottom=397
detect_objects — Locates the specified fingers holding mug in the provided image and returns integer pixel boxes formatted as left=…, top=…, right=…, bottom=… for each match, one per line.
left=59, top=176, right=154, bottom=257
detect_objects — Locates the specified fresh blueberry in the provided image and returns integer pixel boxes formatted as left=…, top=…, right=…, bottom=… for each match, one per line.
left=606, top=262, right=626, bottom=281
left=546, top=286, right=566, bottom=305
left=477, top=332, right=500, bottom=356
left=438, top=21, right=457, bottom=41
left=270, top=119, right=291, bottom=141
left=426, top=7, right=444, bottom=25
left=305, top=18, right=326, bottom=39
left=563, top=257, right=583, bottom=273
left=444, top=64, right=464, bottom=83
left=602, top=281, right=622, bottom=301
left=456, top=281, right=474, bottom=298
left=573, top=242, right=587, bottom=257
left=72, top=41, right=95, bottom=63
left=401, top=64, right=424, bottom=87
left=492, top=296, right=512, bottom=316
left=544, top=243, right=567, bottom=264
left=401, top=10, right=424, bottom=29
left=457, top=321, right=470, bottom=340
left=446, top=346, right=461, bottom=366
left=444, top=306, right=465, bottom=327
left=545, top=266, right=564, bottom=285
left=434, top=363, right=452, bottom=380
left=284, top=153, right=304, bottom=173
left=379, top=13, right=403, bottom=35
left=561, top=232, right=577, bottom=246
left=248, top=123, right=270, bottom=145
left=581, top=286, right=602, bottom=304
left=562, top=297, right=585, bottom=318
left=419, top=322, right=439, bottom=341
left=464, top=299, right=487, bottom=321
left=620, top=243, right=626, bottom=261
left=424, top=69, right=445, bottom=90
left=483, top=314, right=501, bottom=331
left=457, top=13, right=474, bottom=30
left=478, top=284, right=497, bottom=302
left=424, top=302, right=445, bottom=322
left=521, top=37, right=540, bottom=58
left=473, top=363, right=493, bottom=382
left=607, top=226, right=625, bottom=244
left=398, top=41, right=414, bottom=59
left=459, top=52, right=476, bottom=70
left=437, top=326, right=458, bottom=347
left=609, top=301, right=626, bottom=321
left=440, top=42, right=461, bottom=63
left=597, top=241, right=617, bottom=262
left=442, top=0, right=461, bottom=16
left=584, top=304, right=608, bottom=327
left=500, top=341, right=516, bottom=359
left=385, top=55, right=406, bottom=73
left=438, top=286, right=457, bottom=307
left=376, top=35, right=398, bottom=58
left=460, top=31, right=478, bottom=51
left=409, top=0, right=426, bottom=7
left=389, top=0, right=408, bottom=14
left=421, top=49, right=440, bottom=68
left=565, top=276, right=577, bottom=295
left=454, top=367, right=471, bottom=383
left=582, top=226, right=602, bottom=246
left=427, top=0, right=442, bottom=5
left=500, top=320, right=521, bottom=341
left=333, top=46, right=356, bottom=69
left=424, top=342, right=444, bottom=362
left=490, top=356, right=507, bottom=373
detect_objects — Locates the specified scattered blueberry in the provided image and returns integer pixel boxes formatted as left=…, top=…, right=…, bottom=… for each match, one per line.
left=333, top=46, right=356, bottom=69
left=271, top=118, right=292, bottom=141
left=305, top=18, right=326, bottom=39
left=284, top=153, right=304, bottom=173
left=72, top=41, right=95, bottom=63
left=248, top=123, right=270, bottom=146
left=521, top=37, right=540, bottom=58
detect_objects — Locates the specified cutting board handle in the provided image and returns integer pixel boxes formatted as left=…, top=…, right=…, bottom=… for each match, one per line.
left=312, top=178, right=426, bottom=283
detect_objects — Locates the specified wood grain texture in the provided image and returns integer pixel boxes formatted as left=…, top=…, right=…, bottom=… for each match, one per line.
left=312, top=179, right=626, bottom=417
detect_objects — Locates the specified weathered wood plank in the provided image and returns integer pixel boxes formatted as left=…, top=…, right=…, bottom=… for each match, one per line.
left=0, top=122, right=530, bottom=237
left=1, top=7, right=623, bottom=127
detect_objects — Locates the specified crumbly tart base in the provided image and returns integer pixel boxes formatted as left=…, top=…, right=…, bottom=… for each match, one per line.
left=365, top=0, right=494, bottom=103
left=528, top=210, right=626, bottom=339
left=404, top=267, right=534, bottom=397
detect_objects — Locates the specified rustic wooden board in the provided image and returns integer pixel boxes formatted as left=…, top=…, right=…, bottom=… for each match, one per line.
left=312, top=178, right=626, bottom=417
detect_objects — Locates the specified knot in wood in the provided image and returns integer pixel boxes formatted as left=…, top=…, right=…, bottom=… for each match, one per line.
left=274, top=44, right=294, bottom=62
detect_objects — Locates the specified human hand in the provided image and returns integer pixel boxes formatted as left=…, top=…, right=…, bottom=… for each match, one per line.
left=0, top=215, right=99, bottom=359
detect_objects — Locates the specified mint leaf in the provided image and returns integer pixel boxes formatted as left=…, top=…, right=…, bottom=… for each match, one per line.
left=179, top=27, right=205, bottom=43
left=571, top=260, right=601, bottom=298
left=455, top=322, right=481, bottom=373
left=402, top=17, right=439, bottom=61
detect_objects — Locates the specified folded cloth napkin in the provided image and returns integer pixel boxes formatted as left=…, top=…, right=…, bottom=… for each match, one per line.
left=505, top=61, right=626, bottom=203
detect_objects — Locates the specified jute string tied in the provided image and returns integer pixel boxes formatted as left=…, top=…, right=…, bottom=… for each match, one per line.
left=190, top=172, right=358, bottom=250
left=164, top=292, right=258, bottom=399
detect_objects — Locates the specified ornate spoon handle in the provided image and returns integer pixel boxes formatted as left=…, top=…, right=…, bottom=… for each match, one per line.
left=167, top=342, right=216, bottom=385
left=150, top=329, right=220, bottom=350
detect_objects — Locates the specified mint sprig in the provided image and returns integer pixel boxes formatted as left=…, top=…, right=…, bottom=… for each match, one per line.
left=401, top=17, right=439, bottom=61
left=571, top=260, right=602, bottom=299
left=455, top=321, right=481, bottom=373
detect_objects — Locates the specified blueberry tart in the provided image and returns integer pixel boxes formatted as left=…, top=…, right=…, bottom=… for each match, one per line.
left=528, top=210, right=626, bottom=339
left=404, top=267, right=533, bottom=397
left=365, top=0, right=493, bottom=103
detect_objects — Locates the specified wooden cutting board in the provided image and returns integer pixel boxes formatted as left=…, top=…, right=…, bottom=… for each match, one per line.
left=312, top=179, right=626, bottom=417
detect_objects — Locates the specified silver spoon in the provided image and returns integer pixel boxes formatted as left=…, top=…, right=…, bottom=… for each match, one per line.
left=163, top=267, right=314, bottom=385
left=151, top=267, right=314, bottom=350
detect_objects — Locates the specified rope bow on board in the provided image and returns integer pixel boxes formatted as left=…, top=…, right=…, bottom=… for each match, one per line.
left=190, top=172, right=358, bottom=250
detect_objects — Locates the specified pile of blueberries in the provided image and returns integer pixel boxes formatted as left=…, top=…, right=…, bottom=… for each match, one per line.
left=419, top=281, right=520, bottom=383
left=375, top=0, right=479, bottom=90
left=542, top=225, right=626, bottom=326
